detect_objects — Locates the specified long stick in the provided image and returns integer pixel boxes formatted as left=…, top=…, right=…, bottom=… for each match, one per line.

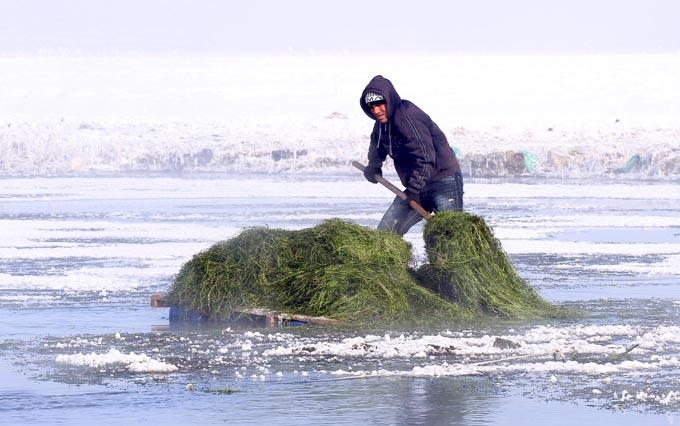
left=352, top=161, right=431, bottom=221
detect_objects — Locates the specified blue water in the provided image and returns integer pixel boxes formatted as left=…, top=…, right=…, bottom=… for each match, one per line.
left=0, top=175, right=678, bottom=425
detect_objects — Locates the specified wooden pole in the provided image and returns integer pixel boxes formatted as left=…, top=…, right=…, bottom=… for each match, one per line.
left=352, top=161, right=431, bottom=221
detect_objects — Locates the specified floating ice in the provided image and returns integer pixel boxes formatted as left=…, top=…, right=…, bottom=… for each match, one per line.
left=263, top=324, right=650, bottom=360
left=55, top=348, right=177, bottom=373
left=264, top=322, right=680, bottom=383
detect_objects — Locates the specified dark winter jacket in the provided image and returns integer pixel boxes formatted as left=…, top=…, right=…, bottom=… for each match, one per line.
left=360, top=75, right=461, bottom=193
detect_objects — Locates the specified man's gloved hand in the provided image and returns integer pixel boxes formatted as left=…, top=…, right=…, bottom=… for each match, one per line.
left=404, top=188, right=421, bottom=206
left=363, top=165, right=382, bottom=184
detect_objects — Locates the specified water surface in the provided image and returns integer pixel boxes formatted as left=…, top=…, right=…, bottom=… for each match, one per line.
left=1, top=175, right=678, bottom=425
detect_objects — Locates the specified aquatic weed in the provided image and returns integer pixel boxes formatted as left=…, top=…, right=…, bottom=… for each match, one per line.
left=168, top=213, right=559, bottom=323
left=419, top=211, right=561, bottom=318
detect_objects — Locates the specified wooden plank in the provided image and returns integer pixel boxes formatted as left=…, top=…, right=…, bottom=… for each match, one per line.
left=278, top=313, right=341, bottom=326
left=234, top=309, right=341, bottom=326
left=152, top=293, right=341, bottom=326
left=150, top=302, right=341, bottom=327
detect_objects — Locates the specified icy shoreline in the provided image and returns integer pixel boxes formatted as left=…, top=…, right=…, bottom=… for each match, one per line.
left=1, top=119, right=677, bottom=177
left=2, top=54, right=678, bottom=177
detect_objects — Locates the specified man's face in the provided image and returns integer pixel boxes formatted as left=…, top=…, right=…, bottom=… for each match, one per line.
left=369, top=102, right=388, bottom=123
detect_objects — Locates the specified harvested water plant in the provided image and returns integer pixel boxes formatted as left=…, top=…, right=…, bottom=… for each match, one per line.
left=167, top=211, right=559, bottom=324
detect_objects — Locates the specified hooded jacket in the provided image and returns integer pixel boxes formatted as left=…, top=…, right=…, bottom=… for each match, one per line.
left=360, top=75, right=461, bottom=193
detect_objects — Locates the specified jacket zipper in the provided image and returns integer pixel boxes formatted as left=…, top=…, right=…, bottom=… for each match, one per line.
left=386, top=123, right=393, bottom=157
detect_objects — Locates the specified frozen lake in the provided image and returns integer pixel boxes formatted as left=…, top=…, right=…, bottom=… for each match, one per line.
left=1, top=174, right=678, bottom=425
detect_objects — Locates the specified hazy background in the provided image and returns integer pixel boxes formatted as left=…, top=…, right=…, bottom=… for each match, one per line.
left=2, top=0, right=679, bottom=176
left=1, top=0, right=679, bottom=55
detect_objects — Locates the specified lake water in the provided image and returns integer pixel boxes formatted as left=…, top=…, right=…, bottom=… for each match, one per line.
left=1, top=174, right=679, bottom=425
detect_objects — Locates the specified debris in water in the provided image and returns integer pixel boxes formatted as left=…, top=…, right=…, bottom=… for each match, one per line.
left=553, top=348, right=567, bottom=362
left=493, top=337, right=521, bottom=350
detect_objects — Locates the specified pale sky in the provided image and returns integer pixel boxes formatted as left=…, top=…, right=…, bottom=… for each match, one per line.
left=1, top=0, right=679, bottom=55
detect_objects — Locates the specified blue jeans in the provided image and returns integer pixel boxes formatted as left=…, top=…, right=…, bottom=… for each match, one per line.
left=377, top=172, right=464, bottom=236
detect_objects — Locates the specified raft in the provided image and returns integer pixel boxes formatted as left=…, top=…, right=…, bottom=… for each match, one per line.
left=151, top=293, right=339, bottom=327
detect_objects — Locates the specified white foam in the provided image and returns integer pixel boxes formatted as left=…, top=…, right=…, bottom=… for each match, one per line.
left=264, top=322, right=680, bottom=384
left=622, top=389, right=680, bottom=406
left=406, top=358, right=674, bottom=377
left=55, top=348, right=177, bottom=373
left=264, top=324, right=653, bottom=360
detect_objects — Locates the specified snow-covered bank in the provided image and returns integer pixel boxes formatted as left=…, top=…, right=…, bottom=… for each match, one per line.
left=1, top=119, right=677, bottom=177
left=1, top=54, right=678, bottom=177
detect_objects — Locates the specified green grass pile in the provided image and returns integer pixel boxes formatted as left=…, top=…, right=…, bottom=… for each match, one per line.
left=417, top=211, right=560, bottom=318
left=168, top=219, right=463, bottom=322
left=168, top=212, right=559, bottom=323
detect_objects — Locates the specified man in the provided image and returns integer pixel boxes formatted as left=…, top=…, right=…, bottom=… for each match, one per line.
left=360, top=75, right=464, bottom=235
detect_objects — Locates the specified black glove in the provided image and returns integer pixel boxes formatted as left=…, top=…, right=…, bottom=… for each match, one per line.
left=363, top=165, right=382, bottom=184
left=404, top=188, right=421, bottom=206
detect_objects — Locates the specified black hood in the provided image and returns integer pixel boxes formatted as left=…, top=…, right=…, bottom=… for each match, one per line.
left=360, top=75, right=402, bottom=120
